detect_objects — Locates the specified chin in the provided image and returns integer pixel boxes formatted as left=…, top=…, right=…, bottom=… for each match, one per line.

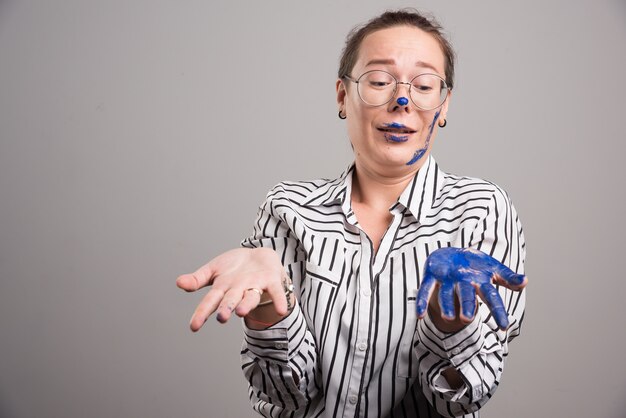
left=375, top=149, right=415, bottom=168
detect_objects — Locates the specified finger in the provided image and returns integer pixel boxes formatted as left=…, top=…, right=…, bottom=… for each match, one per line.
left=493, top=265, right=527, bottom=290
left=457, top=281, right=477, bottom=322
left=235, top=288, right=263, bottom=317
left=477, top=282, right=509, bottom=330
left=215, top=287, right=245, bottom=324
left=176, top=261, right=217, bottom=292
left=266, top=277, right=288, bottom=316
left=438, top=280, right=456, bottom=320
left=189, top=285, right=227, bottom=332
left=416, top=275, right=437, bottom=318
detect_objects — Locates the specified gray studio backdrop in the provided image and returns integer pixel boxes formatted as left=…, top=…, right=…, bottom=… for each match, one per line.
left=1, top=1, right=625, bottom=417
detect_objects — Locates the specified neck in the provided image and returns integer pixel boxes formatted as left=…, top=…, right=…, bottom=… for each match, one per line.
left=351, top=159, right=423, bottom=212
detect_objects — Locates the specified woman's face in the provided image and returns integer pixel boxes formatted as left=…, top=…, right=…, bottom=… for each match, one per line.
left=337, top=25, right=451, bottom=175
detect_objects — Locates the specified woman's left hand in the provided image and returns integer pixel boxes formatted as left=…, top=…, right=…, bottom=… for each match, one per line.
left=416, top=247, right=527, bottom=331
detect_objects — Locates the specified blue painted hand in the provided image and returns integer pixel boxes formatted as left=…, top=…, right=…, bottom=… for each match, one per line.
left=416, top=247, right=527, bottom=330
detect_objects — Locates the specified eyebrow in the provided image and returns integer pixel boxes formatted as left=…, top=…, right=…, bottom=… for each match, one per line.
left=365, top=58, right=439, bottom=73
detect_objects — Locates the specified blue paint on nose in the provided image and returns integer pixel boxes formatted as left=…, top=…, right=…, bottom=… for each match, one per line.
left=397, top=97, right=409, bottom=106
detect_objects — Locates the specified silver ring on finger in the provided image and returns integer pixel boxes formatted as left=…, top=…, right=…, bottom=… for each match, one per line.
left=246, top=288, right=263, bottom=297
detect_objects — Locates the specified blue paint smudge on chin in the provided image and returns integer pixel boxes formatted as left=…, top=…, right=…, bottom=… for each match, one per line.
left=397, top=97, right=409, bottom=106
left=406, top=109, right=441, bottom=166
left=384, top=133, right=409, bottom=142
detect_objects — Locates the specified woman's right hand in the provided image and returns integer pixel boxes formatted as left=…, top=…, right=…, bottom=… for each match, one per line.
left=176, top=247, right=289, bottom=332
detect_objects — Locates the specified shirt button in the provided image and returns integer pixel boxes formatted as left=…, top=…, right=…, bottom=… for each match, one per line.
left=358, top=342, right=367, bottom=351
left=348, top=395, right=358, bottom=404
left=275, top=342, right=286, bottom=349
left=361, top=288, right=371, bottom=297
left=451, top=348, right=461, bottom=355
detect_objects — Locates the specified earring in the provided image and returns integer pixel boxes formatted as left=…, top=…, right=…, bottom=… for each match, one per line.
left=438, top=118, right=447, bottom=128
left=338, top=110, right=346, bottom=120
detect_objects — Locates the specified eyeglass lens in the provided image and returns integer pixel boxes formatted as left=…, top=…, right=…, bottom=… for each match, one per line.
left=357, top=71, right=448, bottom=110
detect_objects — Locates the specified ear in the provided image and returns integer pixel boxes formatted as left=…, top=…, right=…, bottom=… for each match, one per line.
left=439, top=89, right=452, bottom=122
left=336, top=78, right=347, bottom=110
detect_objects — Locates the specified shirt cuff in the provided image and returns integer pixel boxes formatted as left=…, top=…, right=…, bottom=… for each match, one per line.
left=416, top=310, right=485, bottom=367
left=242, top=301, right=308, bottom=365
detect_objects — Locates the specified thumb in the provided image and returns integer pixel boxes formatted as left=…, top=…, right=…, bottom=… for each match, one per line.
left=493, top=265, right=527, bottom=290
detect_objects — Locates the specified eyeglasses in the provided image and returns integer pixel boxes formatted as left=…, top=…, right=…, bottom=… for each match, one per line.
left=343, top=70, right=450, bottom=110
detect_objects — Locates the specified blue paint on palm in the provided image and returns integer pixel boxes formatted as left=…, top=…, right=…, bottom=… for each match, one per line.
left=406, top=109, right=440, bottom=166
left=397, top=96, right=409, bottom=106
left=416, top=247, right=526, bottom=330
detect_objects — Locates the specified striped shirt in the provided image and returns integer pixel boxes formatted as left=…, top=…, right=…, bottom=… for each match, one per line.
left=240, top=155, right=526, bottom=418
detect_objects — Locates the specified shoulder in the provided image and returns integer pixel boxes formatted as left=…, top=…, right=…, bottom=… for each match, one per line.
left=260, top=162, right=353, bottom=209
left=436, top=170, right=514, bottom=207
left=430, top=168, right=520, bottom=226
left=263, top=177, right=336, bottom=208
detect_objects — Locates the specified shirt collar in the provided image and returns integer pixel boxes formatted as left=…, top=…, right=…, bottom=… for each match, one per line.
left=302, top=155, right=444, bottom=223
left=302, top=162, right=355, bottom=207
left=395, top=155, right=444, bottom=222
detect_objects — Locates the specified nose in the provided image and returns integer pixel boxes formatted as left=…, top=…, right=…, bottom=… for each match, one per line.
left=387, top=82, right=412, bottom=113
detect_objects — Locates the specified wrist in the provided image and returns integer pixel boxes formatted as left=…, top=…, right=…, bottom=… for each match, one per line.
left=245, top=293, right=296, bottom=329
left=427, top=307, right=469, bottom=334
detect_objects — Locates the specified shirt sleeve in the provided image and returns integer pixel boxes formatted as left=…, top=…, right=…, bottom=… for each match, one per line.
left=239, top=187, right=322, bottom=416
left=414, top=185, right=527, bottom=417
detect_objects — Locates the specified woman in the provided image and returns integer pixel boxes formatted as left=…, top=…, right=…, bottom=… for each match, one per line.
left=177, top=10, right=527, bottom=418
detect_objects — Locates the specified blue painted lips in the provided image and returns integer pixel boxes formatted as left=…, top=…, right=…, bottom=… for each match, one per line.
left=380, top=122, right=414, bottom=143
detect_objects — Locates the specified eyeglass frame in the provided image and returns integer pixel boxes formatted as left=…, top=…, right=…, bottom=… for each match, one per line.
left=342, top=70, right=451, bottom=111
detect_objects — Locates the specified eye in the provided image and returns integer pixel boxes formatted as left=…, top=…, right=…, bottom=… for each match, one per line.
left=367, top=79, right=392, bottom=88
left=411, top=74, right=443, bottom=94
left=361, top=71, right=395, bottom=89
left=413, top=83, right=434, bottom=92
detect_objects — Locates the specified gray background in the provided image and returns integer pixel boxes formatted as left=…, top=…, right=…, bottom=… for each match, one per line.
left=1, top=0, right=625, bottom=417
